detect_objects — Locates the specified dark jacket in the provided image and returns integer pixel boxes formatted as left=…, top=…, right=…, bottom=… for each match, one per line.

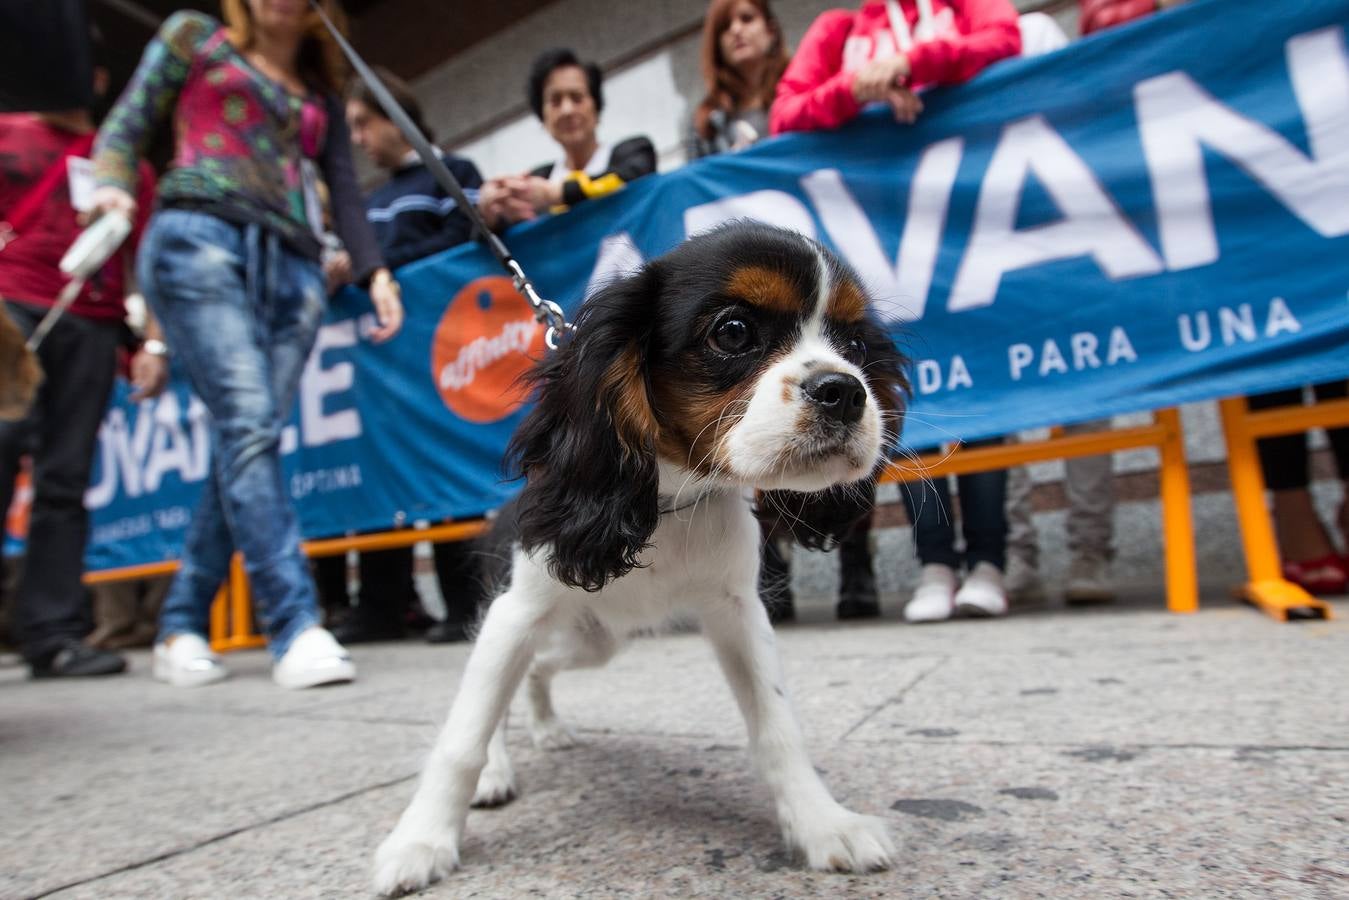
left=365, top=153, right=484, bottom=270
left=688, top=108, right=771, bottom=160
left=528, top=136, right=656, bottom=208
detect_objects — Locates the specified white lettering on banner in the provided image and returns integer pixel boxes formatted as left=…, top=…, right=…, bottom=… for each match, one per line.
left=1266, top=297, right=1301, bottom=337
left=142, top=392, right=196, bottom=493
left=438, top=320, right=537, bottom=391
left=1136, top=27, right=1349, bottom=271
left=915, top=355, right=974, bottom=394
left=1107, top=326, right=1138, bottom=364
left=653, top=29, right=1345, bottom=324
left=683, top=189, right=817, bottom=239
left=949, top=115, right=1163, bottom=311
left=948, top=355, right=973, bottom=390
left=87, top=328, right=363, bottom=508
left=154, top=505, right=191, bottom=529
left=1219, top=304, right=1257, bottom=345
left=1008, top=328, right=1137, bottom=381
left=301, top=321, right=361, bottom=448
left=1071, top=332, right=1101, bottom=369
left=86, top=409, right=145, bottom=508
left=86, top=394, right=209, bottom=508
left=1040, top=339, right=1068, bottom=377
left=1177, top=298, right=1304, bottom=352
left=584, top=231, right=644, bottom=299
left=92, top=514, right=153, bottom=544
left=290, top=464, right=363, bottom=499
left=802, top=137, right=963, bottom=322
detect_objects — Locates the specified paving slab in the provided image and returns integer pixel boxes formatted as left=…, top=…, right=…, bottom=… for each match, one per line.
left=2, top=592, right=1346, bottom=899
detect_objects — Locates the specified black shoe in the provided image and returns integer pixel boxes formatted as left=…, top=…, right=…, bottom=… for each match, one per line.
left=404, top=605, right=435, bottom=634
left=426, top=619, right=471, bottom=644
left=837, top=568, right=881, bottom=620
left=31, top=641, right=127, bottom=678
left=331, top=616, right=406, bottom=645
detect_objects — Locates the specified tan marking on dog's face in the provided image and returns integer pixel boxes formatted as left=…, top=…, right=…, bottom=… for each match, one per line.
left=828, top=278, right=868, bottom=323
left=651, top=380, right=757, bottom=477
left=601, top=345, right=660, bottom=458
left=725, top=265, right=807, bottom=315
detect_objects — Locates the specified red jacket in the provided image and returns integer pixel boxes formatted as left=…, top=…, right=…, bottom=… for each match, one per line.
left=0, top=114, right=155, bottom=321
left=771, top=0, right=1021, bottom=135
left=1079, top=0, right=1158, bottom=35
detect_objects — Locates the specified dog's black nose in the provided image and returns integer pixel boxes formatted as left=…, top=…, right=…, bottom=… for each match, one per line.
left=802, top=371, right=867, bottom=425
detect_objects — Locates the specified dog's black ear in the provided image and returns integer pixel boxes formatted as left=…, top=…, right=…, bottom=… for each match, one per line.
left=757, top=473, right=879, bottom=552
left=508, top=267, right=662, bottom=592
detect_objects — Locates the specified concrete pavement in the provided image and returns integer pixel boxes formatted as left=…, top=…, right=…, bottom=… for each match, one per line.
left=3, top=588, right=1347, bottom=899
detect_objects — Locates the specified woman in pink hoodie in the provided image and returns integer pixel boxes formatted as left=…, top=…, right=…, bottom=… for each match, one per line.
left=771, top=0, right=1021, bottom=134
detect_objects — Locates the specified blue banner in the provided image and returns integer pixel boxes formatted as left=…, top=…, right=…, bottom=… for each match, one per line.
left=57, top=0, right=1349, bottom=570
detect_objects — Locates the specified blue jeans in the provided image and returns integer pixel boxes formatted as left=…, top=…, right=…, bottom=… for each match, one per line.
left=139, top=210, right=326, bottom=658
left=901, top=438, right=1008, bottom=573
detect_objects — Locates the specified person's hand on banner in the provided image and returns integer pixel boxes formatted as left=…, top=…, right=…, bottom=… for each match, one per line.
left=887, top=87, right=923, bottom=125
left=85, top=185, right=137, bottom=225
left=367, top=268, right=404, bottom=343
left=852, top=55, right=911, bottom=105
left=128, top=333, right=169, bottom=402
left=514, top=175, right=563, bottom=214
left=324, top=250, right=353, bottom=293
left=479, top=176, right=540, bottom=227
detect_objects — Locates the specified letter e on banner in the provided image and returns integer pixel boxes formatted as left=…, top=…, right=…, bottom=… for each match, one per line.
left=432, top=276, right=546, bottom=423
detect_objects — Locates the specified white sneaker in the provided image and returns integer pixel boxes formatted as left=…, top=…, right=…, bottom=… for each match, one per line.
left=153, top=633, right=229, bottom=688
left=273, top=626, right=356, bottom=689
left=905, top=564, right=957, bottom=623
left=1065, top=554, right=1116, bottom=604
left=954, top=562, right=1008, bottom=618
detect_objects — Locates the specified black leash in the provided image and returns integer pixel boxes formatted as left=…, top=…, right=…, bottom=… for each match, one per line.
left=308, top=1, right=571, bottom=348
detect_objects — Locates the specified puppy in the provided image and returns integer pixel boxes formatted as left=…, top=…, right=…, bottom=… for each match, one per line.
left=373, top=222, right=908, bottom=895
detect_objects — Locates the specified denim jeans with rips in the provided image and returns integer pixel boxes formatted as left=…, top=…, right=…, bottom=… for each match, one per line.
left=138, top=210, right=327, bottom=658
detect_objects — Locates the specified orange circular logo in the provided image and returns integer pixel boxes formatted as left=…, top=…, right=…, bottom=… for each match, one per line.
left=5, top=464, right=31, bottom=541
left=431, top=276, right=546, bottom=423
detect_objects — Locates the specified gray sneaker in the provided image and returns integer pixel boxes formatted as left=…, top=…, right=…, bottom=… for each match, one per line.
left=1064, top=555, right=1116, bottom=605
left=1004, top=553, right=1047, bottom=607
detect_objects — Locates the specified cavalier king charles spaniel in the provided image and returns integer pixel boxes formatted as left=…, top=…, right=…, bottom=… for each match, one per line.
left=373, top=222, right=908, bottom=895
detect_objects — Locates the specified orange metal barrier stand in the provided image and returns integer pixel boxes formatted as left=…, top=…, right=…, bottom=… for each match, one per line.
left=1217, top=395, right=1349, bottom=622
left=879, top=408, right=1198, bottom=614
left=82, top=519, right=489, bottom=652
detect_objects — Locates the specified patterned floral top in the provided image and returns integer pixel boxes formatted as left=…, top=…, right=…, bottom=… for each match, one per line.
left=93, top=11, right=380, bottom=275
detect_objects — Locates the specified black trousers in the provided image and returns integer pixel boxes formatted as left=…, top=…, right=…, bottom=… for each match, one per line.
left=433, top=540, right=482, bottom=627
left=315, top=540, right=480, bottom=627
left=0, top=300, right=119, bottom=663
left=315, top=545, right=418, bottom=623
left=1250, top=382, right=1349, bottom=491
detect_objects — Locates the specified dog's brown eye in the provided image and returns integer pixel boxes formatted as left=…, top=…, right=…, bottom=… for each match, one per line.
left=843, top=337, right=867, bottom=365
left=711, top=317, right=756, bottom=354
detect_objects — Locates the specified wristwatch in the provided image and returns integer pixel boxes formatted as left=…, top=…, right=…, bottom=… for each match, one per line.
left=141, top=338, right=169, bottom=357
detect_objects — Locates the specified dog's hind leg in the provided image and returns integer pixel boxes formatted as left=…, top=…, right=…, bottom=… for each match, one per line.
left=373, top=586, right=550, bottom=896
left=526, top=612, right=616, bottom=750
left=470, top=715, right=517, bottom=808
left=699, top=591, right=896, bottom=874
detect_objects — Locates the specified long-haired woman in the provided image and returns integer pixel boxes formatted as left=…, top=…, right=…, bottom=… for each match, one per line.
left=92, top=0, right=403, bottom=688
left=690, top=0, right=791, bottom=158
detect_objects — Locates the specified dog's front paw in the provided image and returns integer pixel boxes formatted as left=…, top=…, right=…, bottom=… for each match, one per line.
left=790, top=807, right=896, bottom=873
left=372, top=827, right=460, bottom=896
left=471, top=763, right=518, bottom=808
left=529, top=718, right=578, bottom=750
